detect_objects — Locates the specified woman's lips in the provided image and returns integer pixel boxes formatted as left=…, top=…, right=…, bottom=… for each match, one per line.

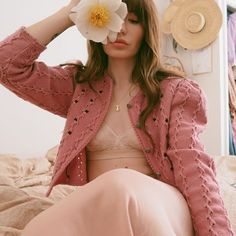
left=113, top=39, right=128, bottom=45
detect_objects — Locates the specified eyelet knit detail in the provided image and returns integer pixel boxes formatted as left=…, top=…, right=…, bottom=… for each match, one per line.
left=0, top=27, right=76, bottom=117
left=52, top=78, right=113, bottom=180
left=0, top=66, right=8, bottom=85
left=1, top=28, right=234, bottom=236
left=166, top=80, right=234, bottom=235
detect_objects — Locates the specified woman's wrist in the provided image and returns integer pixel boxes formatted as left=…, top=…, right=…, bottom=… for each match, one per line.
left=25, top=6, right=75, bottom=46
left=59, top=6, right=75, bottom=28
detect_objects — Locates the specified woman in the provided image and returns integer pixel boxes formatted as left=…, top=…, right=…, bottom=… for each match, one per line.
left=0, top=0, right=234, bottom=235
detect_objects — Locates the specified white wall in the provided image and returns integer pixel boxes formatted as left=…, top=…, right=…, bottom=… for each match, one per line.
left=0, top=0, right=87, bottom=158
left=0, top=0, right=229, bottom=157
left=156, top=0, right=229, bottom=156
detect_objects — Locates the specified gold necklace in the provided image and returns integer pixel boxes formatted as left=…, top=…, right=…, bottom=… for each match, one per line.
left=114, top=84, right=135, bottom=112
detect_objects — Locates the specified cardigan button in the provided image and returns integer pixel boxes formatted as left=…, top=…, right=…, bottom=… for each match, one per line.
left=164, top=153, right=168, bottom=159
left=136, top=122, right=141, bottom=128
left=156, top=172, right=161, bottom=178
left=144, top=148, right=152, bottom=153
left=127, top=103, right=132, bottom=109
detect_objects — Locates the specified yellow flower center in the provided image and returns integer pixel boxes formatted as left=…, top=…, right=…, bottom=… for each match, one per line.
left=89, top=5, right=110, bottom=27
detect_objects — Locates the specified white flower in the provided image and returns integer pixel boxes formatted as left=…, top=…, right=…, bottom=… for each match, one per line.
left=69, top=0, right=128, bottom=44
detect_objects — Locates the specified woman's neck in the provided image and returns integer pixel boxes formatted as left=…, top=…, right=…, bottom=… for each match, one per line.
left=107, top=58, right=135, bottom=88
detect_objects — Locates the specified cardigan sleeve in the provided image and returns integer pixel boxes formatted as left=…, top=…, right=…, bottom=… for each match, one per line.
left=0, top=27, right=77, bottom=118
left=166, top=79, right=234, bottom=236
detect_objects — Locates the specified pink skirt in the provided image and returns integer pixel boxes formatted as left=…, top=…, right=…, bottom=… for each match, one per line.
left=22, top=168, right=194, bottom=236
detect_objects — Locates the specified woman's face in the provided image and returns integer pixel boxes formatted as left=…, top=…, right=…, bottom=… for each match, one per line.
left=103, top=12, right=144, bottom=60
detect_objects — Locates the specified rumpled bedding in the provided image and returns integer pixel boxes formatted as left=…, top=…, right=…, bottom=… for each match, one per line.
left=214, top=155, right=236, bottom=234
left=0, top=146, right=235, bottom=235
left=0, top=146, right=77, bottom=236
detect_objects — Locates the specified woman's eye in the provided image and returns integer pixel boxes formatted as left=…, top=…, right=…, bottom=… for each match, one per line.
left=128, top=19, right=139, bottom=24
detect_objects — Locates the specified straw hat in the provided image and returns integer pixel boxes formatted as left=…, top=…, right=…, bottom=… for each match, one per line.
left=170, top=0, right=223, bottom=50
left=161, top=0, right=186, bottom=34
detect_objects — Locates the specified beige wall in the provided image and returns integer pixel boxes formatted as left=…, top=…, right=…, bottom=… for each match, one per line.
left=0, top=0, right=87, bottom=158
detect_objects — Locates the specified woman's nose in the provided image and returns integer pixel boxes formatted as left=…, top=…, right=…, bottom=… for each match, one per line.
left=120, top=22, right=127, bottom=34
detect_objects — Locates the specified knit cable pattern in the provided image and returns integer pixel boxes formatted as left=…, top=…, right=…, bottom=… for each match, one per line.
left=0, top=27, right=75, bottom=117
left=167, top=80, right=234, bottom=236
left=0, top=27, right=234, bottom=236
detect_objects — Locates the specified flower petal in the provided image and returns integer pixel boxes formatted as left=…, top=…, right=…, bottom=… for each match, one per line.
left=69, top=12, right=78, bottom=24
left=99, top=0, right=121, bottom=11
left=71, top=0, right=97, bottom=12
left=107, top=31, right=118, bottom=42
left=116, top=2, right=128, bottom=20
left=88, top=25, right=109, bottom=42
left=102, top=38, right=108, bottom=44
left=106, top=13, right=123, bottom=32
left=74, top=7, right=90, bottom=23
left=78, top=22, right=109, bottom=42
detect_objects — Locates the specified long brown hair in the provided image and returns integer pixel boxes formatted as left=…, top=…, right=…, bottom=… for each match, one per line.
left=74, top=0, right=185, bottom=141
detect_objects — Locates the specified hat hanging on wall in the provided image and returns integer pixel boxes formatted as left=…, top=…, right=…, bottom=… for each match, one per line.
left=162, top=0, right=223, bottom=50
left=161, top=0, right=186, bottom=34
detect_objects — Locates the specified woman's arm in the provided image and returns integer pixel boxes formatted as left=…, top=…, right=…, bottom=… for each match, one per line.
left=0, top=1, right=82, bottom=117
left=25, top=0, right=80, bottom=46
left=167, top=79, right=234, bottom=235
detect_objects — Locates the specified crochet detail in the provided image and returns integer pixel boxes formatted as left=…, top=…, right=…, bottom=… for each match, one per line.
left=0, top=27, right=75, bottom=117
left=0, top=28, right=234, bottom=236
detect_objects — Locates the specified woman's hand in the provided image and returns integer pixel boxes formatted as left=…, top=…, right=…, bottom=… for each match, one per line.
left=67, top=0, right=81, bottom=8
left=64, top=0, right=81, bottom=26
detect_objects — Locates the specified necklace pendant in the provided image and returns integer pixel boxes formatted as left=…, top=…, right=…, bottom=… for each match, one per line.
left=115, top=105, right=120, bottom=112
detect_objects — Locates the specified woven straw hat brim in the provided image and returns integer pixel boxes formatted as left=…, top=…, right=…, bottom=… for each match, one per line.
left=170, top=0, right=222, bottom=50
left=161, top=0, right=186, bottom=34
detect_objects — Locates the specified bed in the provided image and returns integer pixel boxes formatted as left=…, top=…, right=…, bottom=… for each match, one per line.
left=0, top=146, right=77, bottom=236
left=0, top=146, right=235, bottom=235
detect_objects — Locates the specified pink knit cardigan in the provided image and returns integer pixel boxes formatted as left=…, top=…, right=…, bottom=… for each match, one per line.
left=0, top=28, right=234, bottom=236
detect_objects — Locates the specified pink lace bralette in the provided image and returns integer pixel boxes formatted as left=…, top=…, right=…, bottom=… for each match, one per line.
left=86, top=122, right=144, bottom=160
left=86, top=118, right=154, bottom=181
